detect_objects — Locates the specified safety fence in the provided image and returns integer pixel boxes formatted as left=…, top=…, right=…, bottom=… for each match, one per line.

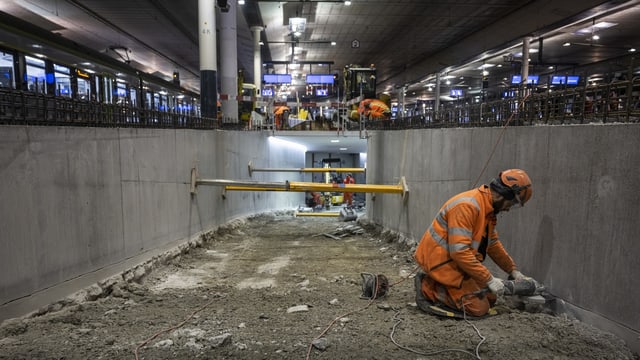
left=1, top=78, right=639, bottom=131
left=366, top=78, right=640, bottom=130
left=0, top=88, right=239, bottom=130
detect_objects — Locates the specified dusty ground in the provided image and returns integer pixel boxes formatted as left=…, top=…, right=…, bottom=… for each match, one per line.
left=0, top=211, right=637, bottom=360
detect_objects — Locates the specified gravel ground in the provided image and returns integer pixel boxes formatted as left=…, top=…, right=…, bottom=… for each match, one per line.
left=0, top=211, right=637, bottom=360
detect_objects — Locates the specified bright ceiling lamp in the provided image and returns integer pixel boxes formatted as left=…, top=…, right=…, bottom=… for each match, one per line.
left=268, top=136, right=307, bottom=152
left=289, top=17, right=306, bottom=36
left=577, top=21, right=617, bottom=34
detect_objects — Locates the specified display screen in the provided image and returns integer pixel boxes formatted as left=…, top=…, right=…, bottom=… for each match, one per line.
left=551, top=76, right=566, bottom=85
left=566, top=76, right=580, bottom=85
left=450, top=89, right=463, bottom=97
left=262, top=88, right=274, bottom=96
left=306, top=74, right=334, bottom=84
left=263, top=74, right=292, bottom=84
left=511, top=75, right=538, bottom=85
left=315, top=88, right=328, bottom=96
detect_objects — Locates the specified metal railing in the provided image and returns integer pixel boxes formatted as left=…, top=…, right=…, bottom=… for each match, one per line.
left=365, top=78, right=640, bottom=130
left=0, top=88, right=224, bottom=129
left=2, top=78, right=639, bottom=131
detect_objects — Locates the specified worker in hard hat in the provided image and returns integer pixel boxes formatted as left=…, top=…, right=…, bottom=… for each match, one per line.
left=413, top=169, right=534, bottom=317
left=343, top=173, right=355, bottom=207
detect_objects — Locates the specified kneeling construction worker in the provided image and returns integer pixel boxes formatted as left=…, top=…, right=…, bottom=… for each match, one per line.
left=414, top=169, right=534, bottom=317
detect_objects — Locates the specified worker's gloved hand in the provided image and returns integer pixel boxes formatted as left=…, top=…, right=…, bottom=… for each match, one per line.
left=510, top=270, right=527, bottom=281
left=487, top=276, right=505, bottom=296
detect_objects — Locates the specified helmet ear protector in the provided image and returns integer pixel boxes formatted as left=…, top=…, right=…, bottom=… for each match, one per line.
left=490, top=176, right=531, bottom=201
left=490, top=178, right=516, bottom=200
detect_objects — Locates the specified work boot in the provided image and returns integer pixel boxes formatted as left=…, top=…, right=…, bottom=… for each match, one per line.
left=414, top=271, right=433, bottom=313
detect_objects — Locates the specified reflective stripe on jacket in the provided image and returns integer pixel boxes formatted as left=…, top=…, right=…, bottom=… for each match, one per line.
left=414, top=185, right=517, bottom=288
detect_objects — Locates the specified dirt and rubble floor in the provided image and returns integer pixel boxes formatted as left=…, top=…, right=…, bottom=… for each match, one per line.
left=1, top=212, right=637, bottom=360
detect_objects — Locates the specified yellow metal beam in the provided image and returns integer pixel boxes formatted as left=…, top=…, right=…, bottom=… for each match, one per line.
left=295, top=212, right=340, bottom=217
left=191, top=167, right=408, bottom=200
left=224, top=186, right=287, bottom=192
left=287, top=181, right=404, bottom=194
left=222, top=178, right=407, bottom=195
left=222, top=178, right=409, bottom=200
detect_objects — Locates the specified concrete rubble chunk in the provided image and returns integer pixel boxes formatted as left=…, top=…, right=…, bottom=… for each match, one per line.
left=322, top=225, right=365, bottom=239
left=153, top=339, right=174, bottom=348
left=286, top=305, right=309, bottom=313
left=312, top=337, right=329, bottom=351
left=208, top=333, right=233, bottom=348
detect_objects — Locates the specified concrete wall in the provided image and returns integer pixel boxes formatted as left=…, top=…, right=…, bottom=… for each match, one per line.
left=365, top=123, right=640, bottom=352
left=0, top=126, right=304, bottom=321
left=2, top=123, right=638, bottom=353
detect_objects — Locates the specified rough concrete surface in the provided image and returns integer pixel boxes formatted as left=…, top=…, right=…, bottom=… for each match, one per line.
left=0, top=212, right=637, bottom=360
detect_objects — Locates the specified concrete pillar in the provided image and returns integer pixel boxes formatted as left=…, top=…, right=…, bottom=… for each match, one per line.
left=435, top=73, right=441, bottom=113
left=220, top=0, right=238, bottom=123
left=397, top=86, right=405, bottom=119
left=522, top=36, right=531, bottom=85
left=251, top=26, right=263, bottom=94
left=199, top=0, right=217, bottom=119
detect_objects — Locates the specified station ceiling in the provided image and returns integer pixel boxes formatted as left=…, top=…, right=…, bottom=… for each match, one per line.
left=1, top=0, right=638, bottom=99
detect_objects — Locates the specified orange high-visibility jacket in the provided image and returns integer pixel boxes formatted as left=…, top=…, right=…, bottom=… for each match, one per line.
left=414, top=185, right=517, bottom=288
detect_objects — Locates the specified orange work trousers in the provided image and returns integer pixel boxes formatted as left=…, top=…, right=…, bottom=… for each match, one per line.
left=419, top=273, right=496, bottom=317
left=344, top=192, right=353, bottom=206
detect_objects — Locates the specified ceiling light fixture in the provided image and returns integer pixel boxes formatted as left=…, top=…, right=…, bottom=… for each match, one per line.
left=238, top=0, right=245, bottom=4
left=577, top=21, right=617, bottom=34
left=289, top=17, right=307, bottom=35
left=344, top=1, right=352, bottom=5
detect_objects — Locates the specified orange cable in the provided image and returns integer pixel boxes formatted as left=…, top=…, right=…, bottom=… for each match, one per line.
left=471, top=94, right=530, bottom=187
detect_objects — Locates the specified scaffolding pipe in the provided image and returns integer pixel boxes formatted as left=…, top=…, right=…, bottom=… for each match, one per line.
left=295, top=212, right=340, bottom=217
left=223, top=181, right=406, bottom=194
left=248, top=161, right=365, bottom=176
left=225, top=186, right=287, bottom=192
left=197, top=179, right=286, bottom=189
left=191, top=168, right=409, bottom=199
left=223, top=179, right=408, bottom=200
left=286, top=181, right=405, bottom=194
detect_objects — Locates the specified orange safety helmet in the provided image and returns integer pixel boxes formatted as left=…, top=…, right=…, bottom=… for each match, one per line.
left=490, top=169, right=533, bottom=206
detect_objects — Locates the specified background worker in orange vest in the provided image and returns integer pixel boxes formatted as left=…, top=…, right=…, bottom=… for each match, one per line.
left=413, top=169, right=535, bottom=317
left=343, top=173, right=355, bottom=207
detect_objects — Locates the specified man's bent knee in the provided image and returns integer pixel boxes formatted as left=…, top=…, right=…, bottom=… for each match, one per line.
left=458, top=297, right=490, bottom=317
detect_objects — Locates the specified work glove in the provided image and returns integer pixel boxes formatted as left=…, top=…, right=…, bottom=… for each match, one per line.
left=510, top=270, right=528, bottom=281
left=487, top=276, right=505, bottom=296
